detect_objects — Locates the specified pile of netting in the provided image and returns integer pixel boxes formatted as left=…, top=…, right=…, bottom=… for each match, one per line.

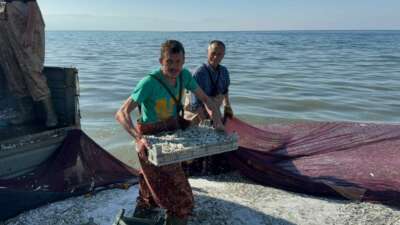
left=2, top=118, right=400, bottom=221
left=225, top=117, right=400, bottom=206
left=0, top=129, right=138, bottom=221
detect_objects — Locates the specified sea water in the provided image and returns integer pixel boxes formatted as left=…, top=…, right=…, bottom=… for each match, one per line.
left=45, top=30, right=400, bottom=167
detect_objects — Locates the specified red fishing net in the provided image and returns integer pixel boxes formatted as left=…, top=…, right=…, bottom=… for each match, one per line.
left=0, top=129, right=138, bottom=220
left=225, top=117, right=400, bottom=206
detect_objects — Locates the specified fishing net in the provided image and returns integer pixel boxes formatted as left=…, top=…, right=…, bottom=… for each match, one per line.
left=0, top=129, right=138, bottom=220
left=2, top=117, right=400, bottom=221
left=225, top=117, right=400, bottom=206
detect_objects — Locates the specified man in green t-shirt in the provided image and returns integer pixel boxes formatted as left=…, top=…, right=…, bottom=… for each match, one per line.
left=115, top=40, right=224, bottom=225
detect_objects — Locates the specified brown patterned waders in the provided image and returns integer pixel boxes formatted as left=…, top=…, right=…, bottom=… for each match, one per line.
left=135, top=117, right=194, bottom=219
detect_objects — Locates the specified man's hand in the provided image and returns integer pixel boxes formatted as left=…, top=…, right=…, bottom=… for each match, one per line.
left=224, top=105, right=233, bottom=119
left=135, top=136, right=152, bottom=159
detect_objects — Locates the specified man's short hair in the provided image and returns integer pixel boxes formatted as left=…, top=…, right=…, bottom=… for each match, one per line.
left=160, top=40, right=185, bottom=59
left=209, top=40, right=226, bottom=50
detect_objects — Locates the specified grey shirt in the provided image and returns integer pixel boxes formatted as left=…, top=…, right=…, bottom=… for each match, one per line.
left=190, top=63, right=230, bottom=109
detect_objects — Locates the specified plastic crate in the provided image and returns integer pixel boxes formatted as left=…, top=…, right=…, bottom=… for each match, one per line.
left=145, top=126, right=238, bottom=166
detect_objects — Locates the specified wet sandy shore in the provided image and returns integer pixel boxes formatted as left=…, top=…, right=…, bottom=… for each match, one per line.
left=4, top=172, right=400, bottom=225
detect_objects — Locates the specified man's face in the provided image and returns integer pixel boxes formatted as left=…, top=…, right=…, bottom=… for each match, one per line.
left=207, top=44, right=225, bottom=68
left=160, top=52, right=185, bottom=79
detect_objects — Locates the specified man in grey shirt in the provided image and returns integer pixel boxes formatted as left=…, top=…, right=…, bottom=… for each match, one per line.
left=184, top=40, right=234, bottom=176
left=185, top=40, right=233, bottom=124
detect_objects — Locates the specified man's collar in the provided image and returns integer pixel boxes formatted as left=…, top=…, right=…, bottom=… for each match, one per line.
left=206, top=62, right=220, bottom=72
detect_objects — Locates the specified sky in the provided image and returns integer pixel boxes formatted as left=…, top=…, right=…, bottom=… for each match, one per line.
left=38, top=0, right=400, bottom=31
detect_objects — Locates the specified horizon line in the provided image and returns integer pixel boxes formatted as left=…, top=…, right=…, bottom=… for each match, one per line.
left=45, top=29, right=400, bottom=32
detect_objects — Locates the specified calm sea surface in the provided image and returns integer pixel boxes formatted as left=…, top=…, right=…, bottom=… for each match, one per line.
left=45, top=31, right=400, bottom=164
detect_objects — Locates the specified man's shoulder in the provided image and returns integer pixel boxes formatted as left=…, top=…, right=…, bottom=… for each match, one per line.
left=219, top=64, right=230, bottom=78
left=148, top=68, right=162, bottom=77
left=193, top=64, right=208, bottom=76
left=219, top=64, right=229, bottom=72
left=179, top=68, right=192, bottom=81
left=137, top=69, right=160, bottom=86
left=181, top=68, right=191, bottom=76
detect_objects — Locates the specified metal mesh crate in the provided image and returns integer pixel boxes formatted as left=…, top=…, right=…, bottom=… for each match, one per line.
left=145, top=125, right=238, bottom=166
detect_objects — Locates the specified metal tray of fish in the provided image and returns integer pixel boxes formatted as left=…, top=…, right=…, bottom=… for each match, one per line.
left=144, top=125, right=238, bottom=166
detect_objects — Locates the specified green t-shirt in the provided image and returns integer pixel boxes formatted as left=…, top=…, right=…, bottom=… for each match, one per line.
left=131, top=68, right=199, bottom=124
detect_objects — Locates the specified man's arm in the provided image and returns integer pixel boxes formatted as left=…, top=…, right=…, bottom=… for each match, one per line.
left=190, top=67, right=204, bottom=109
left=222, top=67, right=233, bottom=118
left=193, top=87, right=225, bottom=131
left=223, top=93, right=233, bottom=118
left=115, top=97, right=141, bottom=139
left=115, top=97, right=150, bottom=156
left=223, top=93, right=231, bottom=108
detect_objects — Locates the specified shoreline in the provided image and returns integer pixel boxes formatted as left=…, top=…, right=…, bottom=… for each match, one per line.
left=4, top=172, right=400, bottom=225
